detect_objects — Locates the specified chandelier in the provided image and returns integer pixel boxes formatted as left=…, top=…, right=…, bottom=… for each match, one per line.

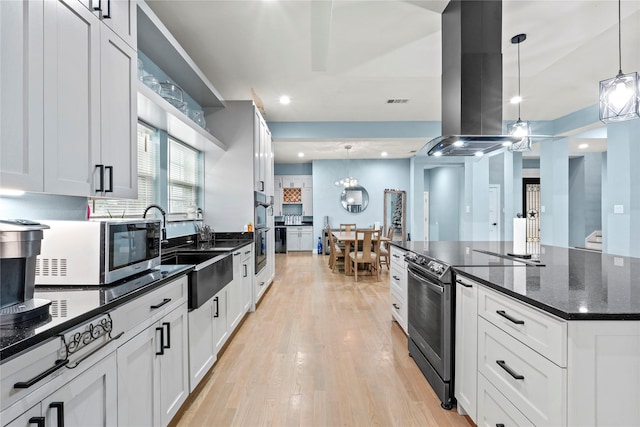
left=507, top=33, right=532, bottom=152
left=334, top=145, right=359, bottom=188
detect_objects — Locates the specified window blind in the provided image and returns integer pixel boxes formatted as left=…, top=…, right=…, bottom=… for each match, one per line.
left=91, top=123, right=158, bottom=218
left=168, top=138, right=199, bottom=214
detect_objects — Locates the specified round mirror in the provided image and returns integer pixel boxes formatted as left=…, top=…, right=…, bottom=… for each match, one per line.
left=340, top=185, right=369, bottom=213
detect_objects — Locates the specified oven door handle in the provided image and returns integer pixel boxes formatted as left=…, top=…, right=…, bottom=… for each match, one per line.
left=407, top=268, right=444, bottom=293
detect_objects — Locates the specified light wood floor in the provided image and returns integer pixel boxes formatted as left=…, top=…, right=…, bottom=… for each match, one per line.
left=172, top=253, right=473, bottom=427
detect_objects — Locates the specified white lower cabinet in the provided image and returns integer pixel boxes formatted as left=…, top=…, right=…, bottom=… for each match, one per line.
left=188, top=299, right=216, bottom=392
left=212, top=289, right=228, bottom=354
left=4, top=353, right=117, bottom=427
left=241, top=247, right=254, bottom=313
left=286, top=227, right=313, bottom=252
left=477, top=373, right=534, bottom=427
left=389, top=246, right=407, bottom=333
left=117, top=303, right=189, bottom=427
left=454, top=275, right=478, bottom=422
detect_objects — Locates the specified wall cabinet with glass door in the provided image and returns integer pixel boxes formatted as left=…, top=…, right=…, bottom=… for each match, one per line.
left=0, top=0, right=137, bottom=198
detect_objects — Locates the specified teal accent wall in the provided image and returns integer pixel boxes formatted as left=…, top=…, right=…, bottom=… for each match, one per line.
left=425, top=166, right=463, bottom=241
left=540, top=138, right=569, bottom=246
left=311, top=159, right=410, bottom=245
left=569, top=157, right=586, bottom=247
left=269, top=121, right=441, bottom=139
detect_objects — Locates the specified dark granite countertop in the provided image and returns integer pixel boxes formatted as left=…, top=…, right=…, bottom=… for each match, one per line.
left=0, top=264, right=193, bottom=362
left=392, top=241, right=640, bottom=321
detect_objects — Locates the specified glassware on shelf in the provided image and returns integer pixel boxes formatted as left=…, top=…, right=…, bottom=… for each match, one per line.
left=142, top=75, right=160, bottom=93
left=137, top=59, right=144, bottom=80
left=159, top=81, right=183, bottom=103
left=188, top=109, right=206, bottom=128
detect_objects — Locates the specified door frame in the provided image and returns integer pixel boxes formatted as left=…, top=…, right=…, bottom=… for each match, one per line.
left=488, top=184, right=501, bottom=241
left=423, top=192, right=429, bottom=241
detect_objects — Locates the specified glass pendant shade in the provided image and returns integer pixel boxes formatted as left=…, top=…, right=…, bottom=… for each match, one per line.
left=599, top=71, right=640, bottom=123
left=333, top=145, right=359, bottom=188
left=507, top=119, right=532, bottom=152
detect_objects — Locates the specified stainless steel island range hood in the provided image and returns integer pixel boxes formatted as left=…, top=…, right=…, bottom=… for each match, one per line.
left=424, top=0, right=521, bottom=157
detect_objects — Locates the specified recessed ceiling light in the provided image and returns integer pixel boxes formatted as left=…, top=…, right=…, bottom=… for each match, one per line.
left=381, top=152, right=388, bottom=157
left=510, top=95, right=522, bottom=104
left=578, top=143, right=589, bottom=149
left=475, top=151, right=484, bottom=157
left=433, top=151, right=443, bottom=157
left=298, top=152, right=304, bottom=157
left=279, top=95, right=291, bottom=105
left=453, top=140, right=464, bottom=147
left=502, top=141, right=513, bottom=147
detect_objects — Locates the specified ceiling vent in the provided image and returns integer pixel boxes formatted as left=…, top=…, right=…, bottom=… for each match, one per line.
left=386, top=99, right=409, bottom=104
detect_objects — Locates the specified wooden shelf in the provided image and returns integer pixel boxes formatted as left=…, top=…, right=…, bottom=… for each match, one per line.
left=137, top=1, right=225, bottom=110
left=137, top=82, right=227, bottom=153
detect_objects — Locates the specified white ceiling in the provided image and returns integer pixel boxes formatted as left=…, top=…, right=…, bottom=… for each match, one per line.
left=146, top=0, right=640, bottom=162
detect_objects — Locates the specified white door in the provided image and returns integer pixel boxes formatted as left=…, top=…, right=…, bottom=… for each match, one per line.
left=117, top=326, right=159, bottom=426
left=43, top=0, right=100, bottom=196
left=488, top=185, right=500, bottom=241
left=100, top=25, right=137, bottom=198
left=423, top=192, right=430, bottom=241
left=159, top=306, right=189, bottom=427
left=187, top=300, right=216, bottom=392
left=42, top=353, right=117, bottom=427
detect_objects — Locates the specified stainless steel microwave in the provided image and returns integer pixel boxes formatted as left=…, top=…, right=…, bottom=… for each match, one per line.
left=35, top=219, right=162, bottom=285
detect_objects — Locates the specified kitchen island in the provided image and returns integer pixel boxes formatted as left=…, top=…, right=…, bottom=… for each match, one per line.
left=390, top=241, right=640, bottom=427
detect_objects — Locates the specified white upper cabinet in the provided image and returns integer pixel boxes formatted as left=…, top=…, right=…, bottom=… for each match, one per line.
left=42, top=0, right=101, bottom=197
left=78, top=0, right=137, bottom=49
left=0, top=0, right=44, bottom=192
left=1, top=0, right=137, bottom=198
left=98, top=25, right=137, bottom=198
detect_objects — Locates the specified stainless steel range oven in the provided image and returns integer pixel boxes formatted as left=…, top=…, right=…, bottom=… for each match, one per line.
left=405, top=252, right=456, bottom=410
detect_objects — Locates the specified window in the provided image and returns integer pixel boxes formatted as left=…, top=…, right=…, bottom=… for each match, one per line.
left=168, top=138, right=200, bottom=214
left=91, top=123, right=158, bottom=218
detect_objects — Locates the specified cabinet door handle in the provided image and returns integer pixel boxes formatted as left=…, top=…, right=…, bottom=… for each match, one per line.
left=244, top=250, right=251, bottom=254
left=150, top=298, right=171, bottom=309
left=93, top=0, right=101, bottom=11
left=457, top=280, right=473, bottom=288
left=49, top=402, right=65, bottom=427
left=243, top=264, right=247, bottom=277
left=95, top=164, right=105, bottom=192
left=392, top=275, right=400, bottom=280
left=162, top=322, right=171, bottom=349
left=14, top=359, right=69, bottom=389
left=392, top=303, right=400, bottom=310
left=213, top=296, right=219, bottom=318
left=102, top=0, right=111, bottom=18
left=496, top=310, right=525, bottom=325
left=105, top=166, right=113, bottom=193
left=393, top=254, right=400, bottom=259
left=496, top=424, right=505, bottom=427
left=29, top=417, right=45, bottom=427
left=496, top=360, right=525, bottom=380
left=156, top=327, right=165, bottom=355
left=259, top=281, right=265, bottom=286
left=234, top=252, right=241, bottom=256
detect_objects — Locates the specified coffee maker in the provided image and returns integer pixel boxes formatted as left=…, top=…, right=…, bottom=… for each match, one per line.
left=0, top=219, right=51, bottom=325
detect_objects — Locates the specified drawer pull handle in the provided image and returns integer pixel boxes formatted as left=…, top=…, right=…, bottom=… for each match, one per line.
left=392, top=303, right=400, bottom=310
left=150, top=298, right=172, bottom=309
left=14, top=358, right=69, bottom=389
left=392, top=275, right=400, bottom=280
left=496, top=360, right=525, bottom=380
left=457, top=280, right=472, bottom=288
left=393, top=254, right=400, bottom=259
left=496, top=310, right=525, bottom=325
left=496, top=424, right=505, bottom=427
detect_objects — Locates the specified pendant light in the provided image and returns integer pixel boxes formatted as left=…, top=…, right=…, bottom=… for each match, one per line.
left=599, top=0, right=640, bottom=123
left=333, top=145, right=358, bottom=188
left=507, top=33, right=532, bottom=152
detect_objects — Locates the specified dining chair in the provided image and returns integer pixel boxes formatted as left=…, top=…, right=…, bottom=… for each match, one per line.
left=348, top=229, right=380, bottom=281
left=339, top=223, right=357, bottom=233
left=328, top=227, right=345, bottom=272
left=379, top=226, right=394, bottom=269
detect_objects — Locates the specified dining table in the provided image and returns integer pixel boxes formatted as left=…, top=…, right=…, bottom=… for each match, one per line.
left=331, top=230, right=390, bottom=275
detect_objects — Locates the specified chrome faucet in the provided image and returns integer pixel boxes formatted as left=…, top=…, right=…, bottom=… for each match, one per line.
left=143, top=204, right=168, bottom=244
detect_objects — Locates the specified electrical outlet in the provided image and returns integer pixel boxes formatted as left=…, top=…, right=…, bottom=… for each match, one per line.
left=614, top=205, right=624, bottom=214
